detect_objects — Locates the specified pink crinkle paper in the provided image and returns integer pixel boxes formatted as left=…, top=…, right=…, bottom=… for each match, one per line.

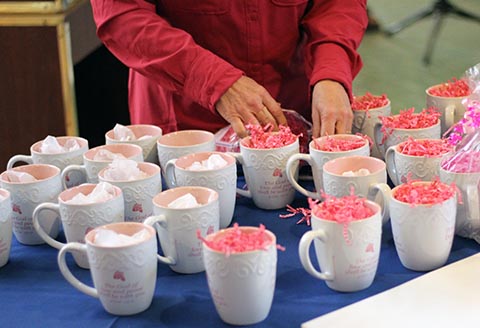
left=398, top=137, right=452, bottom=157
left=243, top=124, right=298, bottom=149
left=441, top=150, right=480, bottom=173
left=313, top=135, right=367, bottom=152
left=198, top=223, right=285, bottom=256
left=352, top=92, right=389, bottom=110
left=394, top=179, right=458, bottom=206
left=429, top=78, right=471, bottom=97
left=380, top=107, right=440, bottom=130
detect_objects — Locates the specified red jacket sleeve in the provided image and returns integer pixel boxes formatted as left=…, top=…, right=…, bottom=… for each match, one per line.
left=90, top=0, right=244, bottom=111
left=302, top=0, right=368, bottom=100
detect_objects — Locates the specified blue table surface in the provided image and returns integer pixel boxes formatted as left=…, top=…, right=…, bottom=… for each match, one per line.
left=1, top=178, right=479, bottom=328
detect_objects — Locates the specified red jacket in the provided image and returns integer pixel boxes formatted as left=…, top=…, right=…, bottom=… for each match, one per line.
left=91, top=0, right=367, bottom=134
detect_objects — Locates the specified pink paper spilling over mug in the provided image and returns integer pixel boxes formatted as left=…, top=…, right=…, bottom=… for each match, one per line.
left=385, top=138, right=453, bottom=186
left=0, top=164, right=62, bottom=245
left=299, top=196, right=382, bottom=292
left=156, top=130, right=215, bottom=174
left=351, top=93, right=391, bottom=158
left=105, top=124, right=162, bottom=164
left=374, top=107, right=441, bottom=159
left=286, top=134, right=370, bottom=199
left=201, top=225, right=278, bottom=325
left=0, top=189, right=12, bottom=267
left=7, top=136, right=89, bottom=189
left=322, top=155, right=390, bottom=224
left=32, top=183, right=125, bottom=268
left=233, top=134, right=299, bottom=210
left=389, top=180, right=457, bottom=271
left=57, top=222, right=160, bottom=315
left=426, top=79, right=471, bottom=135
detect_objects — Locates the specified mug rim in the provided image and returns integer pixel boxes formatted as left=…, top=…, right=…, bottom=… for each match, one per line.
left=105, top=124, right=163, bottom=141
left=58, top=183, right=123, bottom=204
left=426, top=83, right=470, bottom=99
left=98, top=162, right=161, bottom=182
left=384, top=118, right=440, bottom=132
left=157, top=129, right=214, bottom=147
left=311, top=199, right=381, bottom=224
left=85, top=221, right=156, bottom=249
left=239, top=134, right=299, bottom=150
left=394, top=138, right=452, bottom=158
left=323, top=155, right=385, bottom=176
left=202, top=225, right=276, bottom=255
left=352, top=98, right=391, bottom=111
left=152, top=186, right=219, bottom=209
left=310, top=134, right=368, bottom=153
left=30, top=136, right=89, bottom=155
left=173, top=151, right=236, bottom=170
left=0, top=164, right=61, bottom=184
left=84, top=144, right=143, bottom=161
left=391, top=180, right=456, bottom=206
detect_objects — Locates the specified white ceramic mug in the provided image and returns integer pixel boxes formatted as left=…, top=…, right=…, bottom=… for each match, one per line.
left=145, top=186, right=220, bottom=274
left=164, top=152, right=236, bottom=228
left=0, top=164, right=62, bottom=245
left=0, top=189, right=12, bottom=267
left=61, top=143, right=144, bottom=188
left=32, top=183, right=125, bottom=268
left=99, top=162, right=162, bottom=223
left=7, top=136, right=89, bottom=188
left=105, top=124, right=162, bottom=164
left=439, top=167, right=480, bottom=240
left=57, top=222, right=160, bottom=315
left=389, top=181, right=457, bottom=271
left=322, top=156, right=390, bottom=224
left=156, top=130, right=215, bottom=174
left=426, top=84, right=468, bottom=135
left=286, top=135, right=370, bottom=199
left=232, top=137, right=299, bottom=210
left=202, top=226, right=277, bottom=325
left=352, top=99, right=391, bottom=158
left=299, top=200, right=382, bottom=292
left=374, top=120, right=441, bottom=159
left=385, top=139, right=447, bottom=186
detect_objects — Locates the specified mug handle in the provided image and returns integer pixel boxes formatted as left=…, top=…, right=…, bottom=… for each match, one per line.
left=57, top=242, right=98, bottom=298
left=367, top=182, right=391, bottom=225
left=228, top=152, right=252, bottom=199
left=61, top=165, right=86, bottom=190
left=7, top=155, right=33, bottom=169
left=373, top=122, right=385, bottom=159
left=143, top=215, right=177, bottom=265
left=164, top=159, right=178, bottom=189
left=444, top=104, right=456, bottom=131
left=32, top=203, right=64, bottom=250
left=384, top=146, right=399, bottom=186
left=298, top=229, right=334, bottom=281
left=466, top=184, right=480, bottom=229
left=286, top=154, right=321, bottom=199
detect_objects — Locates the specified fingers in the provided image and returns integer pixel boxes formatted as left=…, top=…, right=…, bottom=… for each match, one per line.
left=255, top=106, right=276, bottom=128
left=262, top=98, right=287, bottom=127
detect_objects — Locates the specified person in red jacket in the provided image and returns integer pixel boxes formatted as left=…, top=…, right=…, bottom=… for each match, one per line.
left=90, top=1, right=368, bottom=138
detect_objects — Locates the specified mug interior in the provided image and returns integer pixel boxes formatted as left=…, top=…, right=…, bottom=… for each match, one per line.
left=157, top=130, right=213, bottom=147
left=0, top=188, right=10, bottom=200
left=106, top=124, right=162, bottom=140
left=311, top=134, right=367, bottom=152
left=312, top=199, right=380, bottom=224
left=203, top=226, right=275, bottom=254
left=153, top=186, right=218, bottom=207
left=174, top=152, right=235, bottom=170
left=323, top=156, right=385, bottom=175
left=99, top=162, right=160, bottom=181
left=59, top=183, right=122, bottom=203
left=85, top=144, right=142, bottom=161
left=31, top=136, right=88, bottom=154
left=85, top=222, right=155, bottom=246
left=391, top=181, right=454, bottom=206
left=426, top=84, right=468, bottom=99
left=1, top=164, right=60, bottom=182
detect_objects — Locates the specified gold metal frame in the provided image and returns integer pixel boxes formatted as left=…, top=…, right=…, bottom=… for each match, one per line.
left=0, top=0, right=78, bottom=14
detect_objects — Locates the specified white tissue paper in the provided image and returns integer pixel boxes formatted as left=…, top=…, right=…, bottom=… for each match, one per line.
left=102, top=159, right=148, bottom=181
left=40, top=135, right=80, bottom=154
left=113, top=124, right=137, bottom=141
left=342, top=169, right=371, bottom=177
left=94, top=228, right=149, bottom=247
left=66, top=182, right=117, bottom=204
left=168, top=193, right=201, bottom=208
left=186, top=154, right=228, bottom=171
left=93, top=149, right=127, bottom=161
left=5, top=171, right=37, bottom=183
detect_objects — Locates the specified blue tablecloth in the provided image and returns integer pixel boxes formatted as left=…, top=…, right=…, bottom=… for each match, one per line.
left=1, top=178, right=479, bottom=328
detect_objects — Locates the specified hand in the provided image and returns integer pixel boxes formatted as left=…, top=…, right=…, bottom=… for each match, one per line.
left=311, top=80, right=353, bottom=137
left=215, top=76, right=288, bottom=138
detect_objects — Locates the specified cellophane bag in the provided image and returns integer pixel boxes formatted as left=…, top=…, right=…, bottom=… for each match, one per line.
left=441, top=63, right=480, bottom=242
left=214, top=109, right=312, bottom=153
